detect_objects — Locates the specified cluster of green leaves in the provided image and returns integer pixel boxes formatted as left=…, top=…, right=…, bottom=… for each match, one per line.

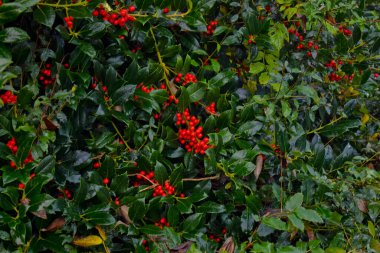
left=0, top=0, right=379, bottom=252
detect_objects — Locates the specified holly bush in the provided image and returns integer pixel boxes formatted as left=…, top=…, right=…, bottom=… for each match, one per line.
left=0, top=0, right=379, bottom=252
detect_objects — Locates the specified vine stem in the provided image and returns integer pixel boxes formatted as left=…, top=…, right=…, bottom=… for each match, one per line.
left=111, top=121, right=132, bottom=152
left=182, top=175, right=220, bottom=182
left=306, top=115, right=344, bottom=135
left=149, top=28, right=171, bottom=84
left=38, top=0, right=88, bottom=8
left=128, top=173, right=220, bottom=182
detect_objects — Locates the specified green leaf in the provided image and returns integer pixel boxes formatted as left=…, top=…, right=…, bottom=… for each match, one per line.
left=154, top=161, right=168, bottom=185
left=259, top=72, right=270, bottom=85
left=129, top=199, right=146, bottom=221
left=269, top=23, right=289, bottom=52
left=297, top=85, right=320, bottom=104
left=33, top=6, right=55, bottom=28
left=82, top=209, right=116, bottom=226
left=0, top=44, right=12, bottom=72
left=252, top=242, right=275, bottom=253
left=35, top=155, right=55, bottom=174
left=74, top=177, right=88, bottom=205
left=262, top=217, right=288, bottom=231
left=295, top=207, right=323, bottom=223
left=176, top=198, right=193, bottom=213
left=78, top=41, right=96, bottom=58
left=210, top=59, right=220, bottom=72
left=208, top=71, right=234, bottom=88
left=177, top=87, right=190, bottom=112
left=111, top=172, right=129, bottom=194
left=249, top=62, right=265, bottom=75
left=281, top=101, right=291, bottom=118
left=288, top=214, right=304, bottom=231
left=285, top=193, right=303, bottom=211
left=111, top=85, right=136, bottom=105
left=318, top=119, right=361, bottom=138
left=0, top=27, right=30, bottom=43
left=80, top=22, right=107, bottom=38
left=368, top=221, right=375, bottom=238
left=168, top=205, right=180, bottom=227
left=196, top=201, right=226, bottom=213
left=325, top=248, right=346, bottom=253
left=232, top=161, right=255, bottom=177
left=182, top=213, right=203, bottom=232
left=353, top=25, right=361, bottom=44
left=187, top=83, right=205, bottom=102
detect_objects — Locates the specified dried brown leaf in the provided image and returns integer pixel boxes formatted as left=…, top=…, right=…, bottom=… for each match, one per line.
left=167, top=79, right=178, bottom=95
left=41, top=217, right=65, bottom=232
left=255, top=154, right=264, bottom=179
left=32, top=210, right=47, bottom=219
left=170, top=241, right=193, bottom=252
left=120, top=205, right=132, bottom=224
left=115, top=220, right=129, bottom=228
left=218, top=237, right=235, bottom=253
left=356, top=199, right=368, bottom=213
left=42, top=116, right=59, bottom=130
left=306, top=227, right=315, bottom=241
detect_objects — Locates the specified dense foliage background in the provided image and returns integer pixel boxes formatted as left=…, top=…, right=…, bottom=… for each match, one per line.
left=0, top=0, right=379, bottom=252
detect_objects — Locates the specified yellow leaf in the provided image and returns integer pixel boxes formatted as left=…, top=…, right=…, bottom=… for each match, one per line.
left=72, top=235, right=103, bottom=247
left=361, top=114, right=370, bottom=124
left=96, top=226, right=107, bottom=241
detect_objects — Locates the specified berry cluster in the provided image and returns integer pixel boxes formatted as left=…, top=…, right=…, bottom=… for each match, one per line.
left=114, top=197, right=120, bottom=205
left=176, top=109, right=210, bottom=154
left=38, top=64, right=56, bottom=87
left=134, top=170, right=155, bottom=186
left=92, top=5, right=136, bottom=29
left=23, top=153, right=34, bottom=164
left=205, top=102, right=216, bottom=114
left=101, top=85, right=110, bottom=101
left=154, top=217, right=170, bottom=229
left=63, top=16, right=74, bottom=29
left=64, top=189, right=72, bottom=199
left=1, top=91, right=17, bottom=105
left=339, top=25, right=352, bottom=36
left=206, top=20, right=218, bottom=35
left=208, top=228, right=227, bottom=243
left=165, top=94, right=179, bottom=105
left=325, top=59, right=340, bottom=70
left=174, top=73, right=197, bottom=86
left=6, top=137, right=18, bottom=154
left=270, top=143, right=281, bottom=154
left=248, top=34, right=256, bottom=45
left=141, top=239, right=149, bottom=251
left=153, top=180, right=176, bottom=197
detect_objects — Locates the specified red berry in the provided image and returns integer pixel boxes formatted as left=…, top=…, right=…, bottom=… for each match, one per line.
left=103, top=178, right=110, bottom=185
left=18, top=183, right=25, bottom=189
left=129, top=6, right=135, bottom=12
left=163, top=7, right=169, bottom=14
left=93, top=162, right=100, bottom=169
left=29, top=173, right=36, bottom=179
